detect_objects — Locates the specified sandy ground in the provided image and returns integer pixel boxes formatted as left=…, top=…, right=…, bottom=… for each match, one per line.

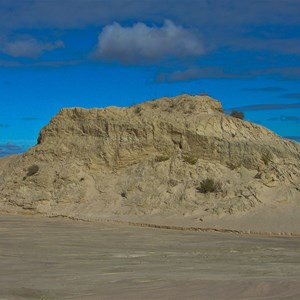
left=105, top=199, right=300, bottom=236
left=0, top=214, right=299, bottom=300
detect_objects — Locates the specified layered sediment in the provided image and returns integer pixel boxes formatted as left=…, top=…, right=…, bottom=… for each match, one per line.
left=1, top=94, right=299, bottom=234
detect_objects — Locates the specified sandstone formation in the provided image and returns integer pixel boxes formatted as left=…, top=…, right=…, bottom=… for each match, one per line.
left=0, top=94, right=299, bottom=234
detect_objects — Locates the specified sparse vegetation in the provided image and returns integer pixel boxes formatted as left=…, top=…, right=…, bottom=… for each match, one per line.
left=155, top=155, right=170, bottom=162
left=189, top=103, right=196, bottom=110
left=178, top=191, right=186, bottom=202
left=199, top=92, right=210, bottom=96
left=169, top=102, right=176, bottom=109
left=182, top=154, right=198, bottom=165
left=226, top=162, right=241, bottom=170
left=197, top=178, right=222, bottom=193
left=134, top=106, right=142, bottom=114
left=254, top=172, right=262, bottom=179
left=230, top=110, right=244, bottom=120
left=26, top=164, right=39, bottom=176
left=168, top=178, right=178, bottom=187
left=120, top=191, right=127, bottom=198
left=261, top=151, right=273, bottom=165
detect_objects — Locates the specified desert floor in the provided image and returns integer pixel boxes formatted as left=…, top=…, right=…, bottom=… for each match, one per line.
left=0, top=215, right=299, bottom=300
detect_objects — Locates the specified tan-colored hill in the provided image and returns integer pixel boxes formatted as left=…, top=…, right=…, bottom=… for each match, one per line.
left=1, top=94, right=299, bottom=234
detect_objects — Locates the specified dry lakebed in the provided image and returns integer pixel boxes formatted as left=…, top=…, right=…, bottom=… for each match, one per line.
left=0, top=214, right=299, bottom=300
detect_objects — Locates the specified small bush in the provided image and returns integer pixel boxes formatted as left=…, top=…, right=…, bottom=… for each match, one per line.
left=199, top=92, right=210, bottom=96
left=230, top=110, right=244, bottom=120
left=169, top=102, right=176, bottom=109
left=168, top=178, right=178, bottom=187
left=26, top=164, right=39, bottom=176
left=189, top=103, right=196, bottom=110
left=226, top=162, right=241, bottom=170
left=120, top=191, right=127, bottom=198
left=155, top=155, right=170, bottom=162
left=261, top=151, right=273, bottom=165
left=197, top=178, right=221, bottom=194
left=182, top=154, right=198, bottom=165
left=254, top=172, right=262, bottom=179
left=134, top=106, right=142, bottom=114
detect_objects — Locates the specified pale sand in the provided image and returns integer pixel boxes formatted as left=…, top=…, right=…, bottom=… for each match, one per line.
left=0, top=214, right=299, bottom=299
left=107, top=197, right=300, bottom=236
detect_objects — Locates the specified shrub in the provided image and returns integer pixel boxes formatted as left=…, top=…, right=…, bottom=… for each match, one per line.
left=26, top=164, right=39, bottom=176
left=199, top=92, right=210, bottom=96
left=134, top=106, right=142, bottom=114
left=189, top=103, right=196, bottom=110
left=120, top=191, right=127, bottom=198
left=169, top=102, right=176, bottom=109
left=230, top=110, right=244, bottom=120
left=226, top=162, right=241, bottom=170
left=261, top=151, right=273, bottom=165
left=168, top=178, right=178, bottom=187
left=182, top=154, right=198, bottom=165
left=155, top=155, right=170, bottom=162
left=197, top=178, right=221, bottom=193
left=254, top=172, right=262, bottom=179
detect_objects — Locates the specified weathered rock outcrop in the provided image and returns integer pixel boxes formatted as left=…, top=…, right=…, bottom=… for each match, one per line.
left=1, top=94, right=299, bottom=233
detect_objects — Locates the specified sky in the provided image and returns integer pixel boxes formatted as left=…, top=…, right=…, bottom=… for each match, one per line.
left=0, top=0, right=300, bottom=157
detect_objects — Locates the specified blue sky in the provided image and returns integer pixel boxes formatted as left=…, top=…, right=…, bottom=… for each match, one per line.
left=0, top=0, right=300, bottom=157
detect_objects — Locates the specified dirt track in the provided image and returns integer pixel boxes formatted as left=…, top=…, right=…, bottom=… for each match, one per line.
left=0, top=214, right=299, bottom=299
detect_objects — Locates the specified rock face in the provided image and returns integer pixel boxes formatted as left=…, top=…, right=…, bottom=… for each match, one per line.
left=0, top=94, right=300, bottom=233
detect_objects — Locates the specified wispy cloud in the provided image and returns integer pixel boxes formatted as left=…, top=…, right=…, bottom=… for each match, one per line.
left=227, top=103, right=300, bottom=112
left=157, top=66, right=300, bottom=82
left=0, top=143, right=23, bottom=157
left=268, top=115, right=300, bottom=121
left=0, top=37, right=64, bottom=58
left=230, top=38, right=300, bottom=55
left=94, top=20, right=204, bottom=65
left=242, top=87, right=287, bottom=92
left=0, top=0, right=299, bottom=30
left=280, top=93, right=300, bottom=99
left=156, top=67, right=234, bottom=82
left=0, top=58, right=82, bottom=68
left=269, top=67, right=300, bottom=79
left=19, top=117, right=40, bottom=121
left=284, top=136, right=300, bottom=142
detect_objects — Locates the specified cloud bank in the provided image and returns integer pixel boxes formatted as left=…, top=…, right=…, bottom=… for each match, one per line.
left=94, top=20, right=204, bottom=64
left=1, top=0, right=299, bottom=30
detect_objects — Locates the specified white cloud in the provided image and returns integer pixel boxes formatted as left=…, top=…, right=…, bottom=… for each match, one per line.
left=94, top=20, right=205, bottom=64
left=0, top=38, right=64, bottom=58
